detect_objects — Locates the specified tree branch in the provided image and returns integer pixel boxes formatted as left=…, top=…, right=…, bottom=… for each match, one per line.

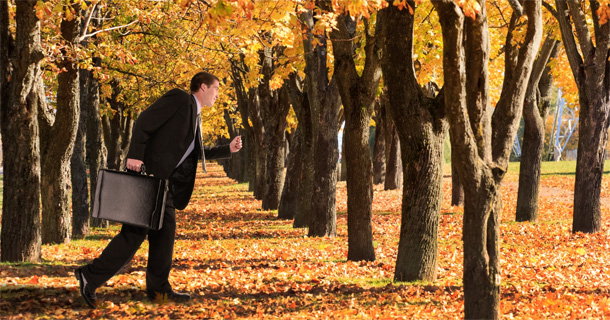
left=554, top=0, right=585, bottom=91
left=542, top=1, right=558, bottom=20
left=79, top=3, right=97, bottom=41
left=79, top=20, right=137, bottom=41
left=508, top=0, right=523, bottom=17
left=567, top=0, right=593, bottom=59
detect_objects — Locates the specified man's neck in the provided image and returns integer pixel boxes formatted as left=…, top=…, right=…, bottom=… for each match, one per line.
left=192, top=93, right=202, bottom=114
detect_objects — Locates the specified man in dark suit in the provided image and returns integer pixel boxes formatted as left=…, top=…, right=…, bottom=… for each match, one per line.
left=75, top=72, right=242, bottom=308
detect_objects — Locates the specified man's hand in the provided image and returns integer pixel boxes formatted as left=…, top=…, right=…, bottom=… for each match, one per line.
left=230, top=136, right=242, bottom=153
left=126, top=158, right=144, bottom=172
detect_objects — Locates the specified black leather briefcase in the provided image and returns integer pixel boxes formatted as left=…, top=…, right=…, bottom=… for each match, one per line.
left=92, top=168, right=169, bottom=230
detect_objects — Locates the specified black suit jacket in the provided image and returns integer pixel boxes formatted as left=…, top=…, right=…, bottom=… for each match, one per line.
left=127, top=88, right=231, bottom=210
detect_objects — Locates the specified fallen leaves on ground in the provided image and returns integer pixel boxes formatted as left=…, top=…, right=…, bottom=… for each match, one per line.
left=1, top=164, right=610, bottom=319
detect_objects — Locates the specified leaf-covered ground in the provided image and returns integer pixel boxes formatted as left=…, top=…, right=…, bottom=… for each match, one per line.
left=1, top=163, right=610, bottom=319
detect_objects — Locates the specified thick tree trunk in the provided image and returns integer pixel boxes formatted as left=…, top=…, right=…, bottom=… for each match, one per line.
left=301, top=4, right=342, bottom=238
left=331, top=14, right=381, bottom=261
left=0, top=0, right=43, bottom=262
left=308, top=117, right=340, bottom=237
left=278, top=125, right=302, bottom=220
left=573, top=99, right=607, bottom=233
left=39, top=5, right=80, bottom=244
left=259, top=50, right=290, bottom=209
left=435, top=1, right=541, bottom=318
left=516, top=38, right=558, bottom=222
left=343, top=111, right=375, bottom=260
left=553, top=0, right=610, bottom=233
left=262, top=128, right=286, bottom=210
left=372, top=101, right=386, bottom=185
left=378, top=4, right=447, bottom=281
left=288, top=81, right=314, bottom=228
left=71, top=69, right=90, bottom=239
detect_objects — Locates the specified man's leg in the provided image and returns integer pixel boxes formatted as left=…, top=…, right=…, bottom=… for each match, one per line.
left=80, top=224, right=149, bottom=288
left=145, top=192, right=178, bottom=297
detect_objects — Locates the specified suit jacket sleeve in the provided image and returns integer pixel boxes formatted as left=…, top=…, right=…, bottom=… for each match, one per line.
left=127, top=89, right=190, bottom=161
left=204, top=145, right=232, bottom=160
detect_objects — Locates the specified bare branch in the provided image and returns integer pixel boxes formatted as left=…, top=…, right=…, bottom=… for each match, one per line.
left=79, top=3, right=97, bottom=41
left=508, top=0, right=523, bottom=17
left=79, top=20, right=138, bottom=41
left=542, top=1, right=558, bottom=20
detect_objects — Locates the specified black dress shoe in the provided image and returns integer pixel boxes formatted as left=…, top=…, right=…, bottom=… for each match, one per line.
left=75, top=268, right=97, bottom=308
left=148, top=290, right=191, bottom=303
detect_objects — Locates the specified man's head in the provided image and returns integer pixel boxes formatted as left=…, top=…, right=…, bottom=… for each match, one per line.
left=190, top=72, right=220, bottom=108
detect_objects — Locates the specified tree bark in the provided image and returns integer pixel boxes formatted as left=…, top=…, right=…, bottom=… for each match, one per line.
left=332, top=14, right=381, bottom=261
left=450, top=153, right=464, bottom=206
left=516, top=37, right=559, bottom=222
left=278, top=124, right=302, bottom=220
left=301, top=2, right=342, bottom=238
left=38, top=3, right=80, bottom=244
left=85, top=57, right=107, bottom=229
left=0, top=0, right=43, bottom=262
left=259, top=46, right=291, bottom=210
left=378, top=3, right=447, bottom=281
left=554, top=0, right=610, bottom=233
left=102, top=84, right=133, bottom=170
left=222, top=108, right=247, bottom=181
left=71, top=68, right=90, bottom=239
left=435, top=1, right=541, bottom=319
left=229, top=60, right=257, bottom=192
left=372, top=100, right=386, bottom=185
left=286, top=74, right=315, bottom=228
left=384, top=112, right=402, bottom=190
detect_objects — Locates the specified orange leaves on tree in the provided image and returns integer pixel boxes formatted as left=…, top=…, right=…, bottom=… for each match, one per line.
left=392, top=0, right=413, bottom=14
left=597, top=2, right=610, bottom=25
left=454, top=0, right=481, bottom=20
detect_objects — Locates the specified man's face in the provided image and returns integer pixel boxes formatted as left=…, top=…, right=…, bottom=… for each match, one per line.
left=200, top=80, right=219, bottom=107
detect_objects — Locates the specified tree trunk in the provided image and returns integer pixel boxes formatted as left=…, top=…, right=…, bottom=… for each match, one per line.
left=248, top=89, right=266, bottom=201
left=278, top=125, right=302, bottom=220
left=378, top=3, right=447, bottom=281
left=384, top=117, right=402, bottom=190
left=102, top=87, right=133, bottom=170
left=516, top=37, right=559, bottom=222
left=39, top=4, right=80, bottom=245
left=259, top=46, right=290, bottom=210
left=308, top=117, right=340, bottom=237
left=554, top=0, right=610, bottom=233
left=85, top=57, right=106, bottom=229
left=450, top=155, right=464, bottom=206
left=331, top=14, right=381, bottom=261
left=435, top=1, right=542, bottom=319
left=0, top=0, right=42, bottom=262
left=286, top=75, right=315, bottom=228
left=71, top=69, right=90, bottom=239
left=301, top=3, right=342, bottom=238
left=222, top=108, right=247, bottom=181
left=372, top=100, right=386, bottom=185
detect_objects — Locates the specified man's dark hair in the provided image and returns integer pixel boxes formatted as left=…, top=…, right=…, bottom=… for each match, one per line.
left=190, top=72, right=219, bottom=93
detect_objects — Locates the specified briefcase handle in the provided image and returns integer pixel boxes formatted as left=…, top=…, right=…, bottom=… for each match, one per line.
left=125, top=164, right=147, bottom=175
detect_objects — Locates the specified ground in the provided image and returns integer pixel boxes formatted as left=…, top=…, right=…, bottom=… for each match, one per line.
left=0, top=162, right=609, bottom=319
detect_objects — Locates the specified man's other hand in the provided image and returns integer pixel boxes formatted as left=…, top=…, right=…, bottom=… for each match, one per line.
left=126, top=158, right=144, bottom=172
left=230, top=136, right=242, bottom=153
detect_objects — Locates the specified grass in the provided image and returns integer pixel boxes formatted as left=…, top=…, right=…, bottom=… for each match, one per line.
left=507, top=160, right=610, bottom=176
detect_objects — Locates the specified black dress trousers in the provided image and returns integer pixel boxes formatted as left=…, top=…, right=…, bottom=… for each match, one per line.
left=81, top=153, right=199, bottom=294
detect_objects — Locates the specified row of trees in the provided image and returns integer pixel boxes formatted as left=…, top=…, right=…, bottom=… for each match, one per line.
left=2, top=0, right=609, bottom=319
